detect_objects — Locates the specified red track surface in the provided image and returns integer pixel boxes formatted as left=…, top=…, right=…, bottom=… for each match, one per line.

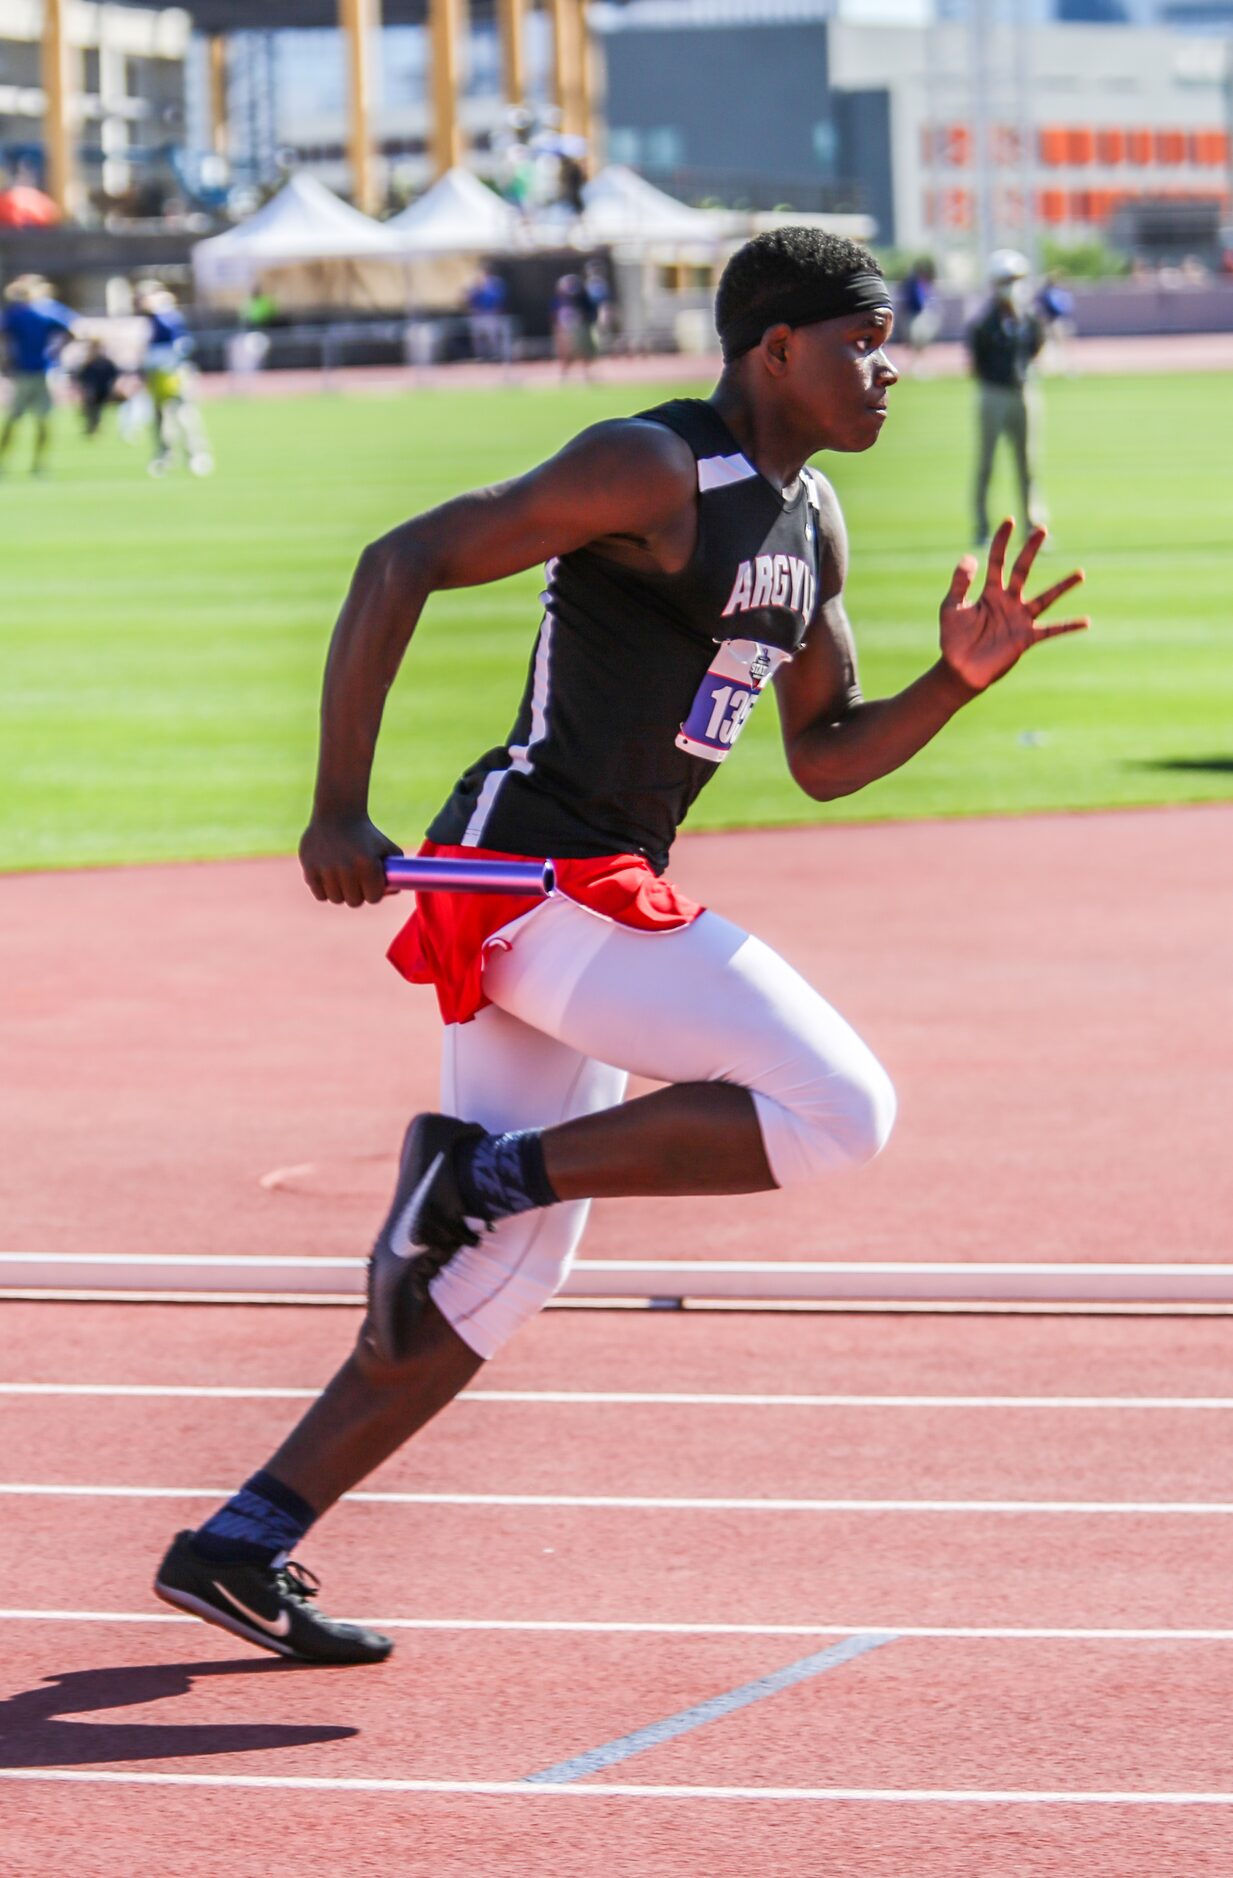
left=3, top=1308, right=1233, bottom=1873
left=3, top=813, right=1231, bottom=1870
left=2, top=809, right=1230, bottom=1265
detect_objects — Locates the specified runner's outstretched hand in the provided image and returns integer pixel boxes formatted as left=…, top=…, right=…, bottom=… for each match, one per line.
left=940, top=520, right=1088, bottom=694
left=299, top=814, right=403, bottom=907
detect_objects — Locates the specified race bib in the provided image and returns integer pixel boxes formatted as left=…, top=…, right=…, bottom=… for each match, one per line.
left=675, top=638, right=791, bottom=763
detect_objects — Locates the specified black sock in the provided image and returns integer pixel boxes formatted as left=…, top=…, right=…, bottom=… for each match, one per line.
left=454, top=1128, right=559, bottom=1225
left=190, top=1469, right=317, bottom=1567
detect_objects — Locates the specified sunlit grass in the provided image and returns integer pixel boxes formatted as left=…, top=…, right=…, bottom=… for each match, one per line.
left=2, top=368, right=1229, bottom=870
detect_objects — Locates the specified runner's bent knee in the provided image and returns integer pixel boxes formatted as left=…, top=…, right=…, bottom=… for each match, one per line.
left=751, top=1044, right=896, bottom=1187
left=483, top=899, right=896, bottom=1186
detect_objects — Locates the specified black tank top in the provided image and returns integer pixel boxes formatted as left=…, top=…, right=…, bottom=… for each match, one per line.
left=428, top=397, right=824, bottom=872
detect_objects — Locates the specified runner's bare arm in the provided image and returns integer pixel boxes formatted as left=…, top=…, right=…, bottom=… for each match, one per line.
left=776, top=492, right=1086, bottom=802
left=302, top=421, right=696, bottom=905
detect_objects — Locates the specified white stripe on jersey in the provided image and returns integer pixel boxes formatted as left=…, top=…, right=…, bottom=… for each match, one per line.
left=462, top=585, right=557, bottom=848
left=802, top=467, right=823, bottom=510
left=697, top=452, right=757, bottom=493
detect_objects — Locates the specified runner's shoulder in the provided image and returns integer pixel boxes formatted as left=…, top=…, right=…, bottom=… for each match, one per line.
left=557, top=416, right=697, bottom=499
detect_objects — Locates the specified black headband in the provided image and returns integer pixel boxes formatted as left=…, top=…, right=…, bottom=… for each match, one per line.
left=719, top=270, right=893, bottom=362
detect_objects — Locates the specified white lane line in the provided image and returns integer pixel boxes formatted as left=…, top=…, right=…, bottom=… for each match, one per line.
left=6, top=1383, right=1233, bottom=1409
left=4, top=1484, right=1233, bottom=1514
left=0, top=1770, right=1230, bottom=1804
left=0, top=1385, right=320, bottom=1400
left=5, top=1611, right=1233, bottom=1641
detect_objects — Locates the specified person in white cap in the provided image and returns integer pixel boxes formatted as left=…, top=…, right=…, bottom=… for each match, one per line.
left=966, top=249, right=1046, bottom=547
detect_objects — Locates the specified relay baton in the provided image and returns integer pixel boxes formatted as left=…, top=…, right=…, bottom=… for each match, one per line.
left=384, top=855, right=556, bottom=896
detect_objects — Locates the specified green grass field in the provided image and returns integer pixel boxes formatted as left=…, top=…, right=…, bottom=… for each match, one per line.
left=2, top=369, right=1230, bottom=872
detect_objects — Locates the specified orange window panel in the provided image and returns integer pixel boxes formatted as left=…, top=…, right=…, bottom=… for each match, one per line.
left=1039, top=126, right=1068, bottom=167
left=1155, top=129, right=1186, bottom=166
left=1127, top=128, right=1152, bottom=165
left=1066, top=126, right=1096, bottom=166
left=1096, top=128, right=1125, bottom=166
left=1191, top=130, right=1229, bottom=167
left=1038, top=188, right=1067, bottom=223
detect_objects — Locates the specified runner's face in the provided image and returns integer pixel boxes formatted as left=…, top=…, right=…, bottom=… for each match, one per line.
left=786, top=309, right=897, bottom=452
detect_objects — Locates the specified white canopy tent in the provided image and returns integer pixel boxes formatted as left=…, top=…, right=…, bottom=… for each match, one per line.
left=528, top=164, right=730, bottom=254
left=529, top=165, right=730, bottom=353
left=386, top=166, right=522, bottom=253
left=578, top=165, right=730, bottom=248
left=549, top=169, right=879, bottom=354
left=385, top=167, right=526, bottom=307
left=191, top=173, right=412, bottom=311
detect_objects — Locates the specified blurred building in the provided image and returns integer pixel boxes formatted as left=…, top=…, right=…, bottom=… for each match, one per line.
left=0, top=1, right=189, bottom=214
left=593, top=4, right=1232, bottom=258
left=217, top=11, right=544, bottom=196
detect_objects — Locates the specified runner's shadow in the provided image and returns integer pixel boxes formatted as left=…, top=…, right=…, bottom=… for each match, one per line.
left=0, top=1658, right=359, bottom=1768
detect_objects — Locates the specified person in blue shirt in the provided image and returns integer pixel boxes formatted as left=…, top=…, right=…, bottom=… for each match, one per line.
left=0, top=274, right=76, bottom=475
left=136, top=281, right=213, bottom=477
left=1035, top=271, right=1076, bottom=377
left=896, top=258, right=939, bottom=376
left=465, top=268, right=511, bottom=363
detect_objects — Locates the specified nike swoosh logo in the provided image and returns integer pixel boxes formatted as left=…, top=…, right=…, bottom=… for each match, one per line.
left=387, top=1151, right=444, bottom=1262
left=214, top=1581, right=292, bottom=1637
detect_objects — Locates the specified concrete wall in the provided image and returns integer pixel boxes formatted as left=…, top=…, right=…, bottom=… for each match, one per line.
left=603, top=23, right=834, bottom=199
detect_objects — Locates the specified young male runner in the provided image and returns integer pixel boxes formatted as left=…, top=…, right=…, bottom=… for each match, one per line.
left=155, top=230, right=1086, bottom=1662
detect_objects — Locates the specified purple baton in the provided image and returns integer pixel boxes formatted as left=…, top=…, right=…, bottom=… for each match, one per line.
left=384, top=855, right=556, bottom=896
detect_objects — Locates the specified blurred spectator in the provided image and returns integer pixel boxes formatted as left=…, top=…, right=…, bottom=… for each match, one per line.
left=466, top=268, right=512, bottom=364
left=557, top=153, right=587, bottom=218
left=75, top=338, right=124, bottom=436
left=0, top=274, right=76, bottom=476
left=229, top=285, right=277, bottom=375
left=552, top=272, right=597, bottom=378
left=1034, top=271, right=1075, bottom=376
left=583, top=261, right=615, bottom=348
left=495, top=107, right=536, bottom=218
left=243, top=286, right=279, bottom=330
left=136, top=282, right=213, bottom=477
left=966, top=250, right=1046, bottom=548
left=897, top=258, right=939, bottom=376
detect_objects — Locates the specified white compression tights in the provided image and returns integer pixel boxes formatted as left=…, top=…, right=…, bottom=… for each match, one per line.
left=430, top=897, right=896, bottom=1358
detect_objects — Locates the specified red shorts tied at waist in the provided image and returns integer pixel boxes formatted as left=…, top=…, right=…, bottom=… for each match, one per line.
left=387, top=840, right=704, bottom=1026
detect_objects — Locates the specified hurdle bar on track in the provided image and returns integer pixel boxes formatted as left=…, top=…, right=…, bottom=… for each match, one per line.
left=3, top=1254, right=1233, bottom=1305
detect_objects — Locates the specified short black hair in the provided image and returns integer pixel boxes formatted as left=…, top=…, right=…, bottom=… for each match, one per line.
left=715, top=227, right=883, bottom=355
